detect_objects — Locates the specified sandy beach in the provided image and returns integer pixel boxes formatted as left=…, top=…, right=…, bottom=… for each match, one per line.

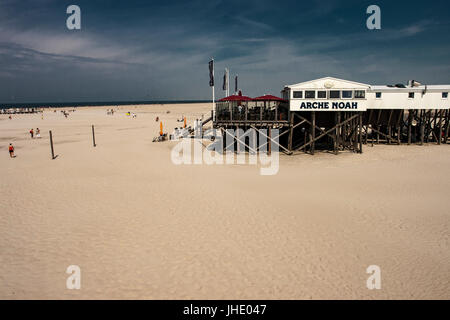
left=1, top=103, right=449, bottom=300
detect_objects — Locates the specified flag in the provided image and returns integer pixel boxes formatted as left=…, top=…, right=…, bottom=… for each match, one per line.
left=222, top=69, right=228, bottom=91
left=208, top=59, right=214, bottom=87
left=234, top=75, right=238, bottom=93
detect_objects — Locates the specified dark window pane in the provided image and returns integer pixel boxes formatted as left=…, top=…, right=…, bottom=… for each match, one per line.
left=442, top=92, right=448, bottom=99
left=293, top=91, right=303, bottom=98
left=376, top=92, right=382, bottom=98
left=342, top=90, right=353, bottom=98
left=317, top=91, right=326, bottom=98
left=354, top=90, right=365, bottom=99
left=409, top=92, right=415, bottom=99
left=305, top=91, right=315, bottom=99
left=329, top=90, right=340, bottom=99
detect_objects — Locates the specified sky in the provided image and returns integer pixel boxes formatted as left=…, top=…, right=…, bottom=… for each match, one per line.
left=0, top=0, right=449, bottom=103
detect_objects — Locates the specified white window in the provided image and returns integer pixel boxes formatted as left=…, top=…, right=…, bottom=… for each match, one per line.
left=342, top=90, right=353, bottom=99
left=375, top=92, right=382, bottom=99
left=442, top=92, right=448, bottom=99
left=293, top=91, right=303, bottom=99
left=408, top=92, right=415, bottom=99
left=317, top=91, right=327, bottom=99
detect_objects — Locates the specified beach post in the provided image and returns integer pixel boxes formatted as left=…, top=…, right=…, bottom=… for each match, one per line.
left=49, top=130, right=55, bottom=159
left=92, top=125, right=96, bottom=147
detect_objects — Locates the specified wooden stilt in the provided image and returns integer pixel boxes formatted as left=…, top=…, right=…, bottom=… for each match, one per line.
left=49, top=130, right=55, bottom=160
left=311, top=111, right=316, bottom=155
left=288, top=112, right=294, bottom=152
left=92, top=125, right=96, bottom=147
left=444, top=110, right=449, bottom=144
left=420, top=110, right=425, bottom=145
left=407, top=110, right=412, bottom=145
left=359, top=112, right=363, bottom=153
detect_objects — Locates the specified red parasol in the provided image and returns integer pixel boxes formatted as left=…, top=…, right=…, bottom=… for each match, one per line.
left=252, top=95, right=286, bottom=102
left=219, top=95, right=253, bottom=102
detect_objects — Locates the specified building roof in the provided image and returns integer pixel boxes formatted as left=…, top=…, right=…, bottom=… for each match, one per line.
left=369, top=85, right=450, bottom=92
left=286, top=77, right=370, bottom=89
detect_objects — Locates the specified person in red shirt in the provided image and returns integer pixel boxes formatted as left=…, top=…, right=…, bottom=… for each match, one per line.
left=29, top=128, right=34, bottom=138
left=8, top=144, right=15, bottom=158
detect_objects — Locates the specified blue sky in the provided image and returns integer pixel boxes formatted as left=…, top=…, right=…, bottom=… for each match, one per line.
left=0, top=0, right=449, bottom=102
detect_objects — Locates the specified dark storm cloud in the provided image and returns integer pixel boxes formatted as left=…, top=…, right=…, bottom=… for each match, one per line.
left=0, top=0, right=449, bottom=102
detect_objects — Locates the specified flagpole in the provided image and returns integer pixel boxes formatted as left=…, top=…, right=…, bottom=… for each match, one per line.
left=212, top=58, right=215, bottom=117
left=227, top=68, right=230, bottom=97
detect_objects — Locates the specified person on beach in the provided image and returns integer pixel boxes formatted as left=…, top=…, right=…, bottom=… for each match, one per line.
left=8, top=144, right=15, bottom=158
left=36, top=128, right=41, bottom=138
left=29, top=128, right=34, bottom=138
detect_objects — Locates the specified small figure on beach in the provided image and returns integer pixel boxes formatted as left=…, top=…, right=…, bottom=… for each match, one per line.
left=9, top=115, right=12, bottom=120
left=29, top=128, right=34, bottom=138
left=36, top=128, right=41, bottom=139
left=155, top=116, right=159, bottom=122
left=8, top=143, right=15, bottom=158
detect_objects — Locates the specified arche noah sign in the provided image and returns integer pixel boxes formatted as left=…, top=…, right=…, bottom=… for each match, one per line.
left=292, top=101, right=367, bottom=111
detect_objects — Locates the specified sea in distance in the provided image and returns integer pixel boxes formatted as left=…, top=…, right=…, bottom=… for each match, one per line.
left=0, top=100, right=210, bottom=109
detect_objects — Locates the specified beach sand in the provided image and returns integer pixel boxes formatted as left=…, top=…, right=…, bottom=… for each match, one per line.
left=0, top=103, right=449, bottom=299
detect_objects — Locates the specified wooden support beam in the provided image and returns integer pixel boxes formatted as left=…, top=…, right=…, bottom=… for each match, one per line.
left=438, top=109, right=443, bottom=145
left=359, top=112, right=363, bottom=153
left=334, top=112, right=339, bottom=155
left=293, top=114, right=359, bottom=152
left=376, top=110, right=382, bottom=144
left=369, top=126, right=397, bottom=143
left=288, top=112, right=294, bottom=152
left=420, top=110, right=425, bottom=145
left=407, top=110, right=412, bottom=145
left=444, top=110, right=449, bottom=144
left=254, top=124, right=296, bottom=154
left=311, top=111, right=316, bottom=155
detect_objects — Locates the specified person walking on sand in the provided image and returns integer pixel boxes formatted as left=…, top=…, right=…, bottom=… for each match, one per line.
left=29, top=128, right=34, bottom=138
left=36, top=128, right=41, bottom=139
left=8, top=144, right=15, bottom=158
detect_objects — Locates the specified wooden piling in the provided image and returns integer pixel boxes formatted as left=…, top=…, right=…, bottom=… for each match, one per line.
left=288, top=112, right=294, bottom=152
left=359, top=112, right=363, bottom=153
left=49, top=130, right=55, bottom=160
left=444, top=110, right=449, bottom=144
left=92, top=125, right=96, bottom=147
left=407, top=110, right=412, bottom=145
left=311, top=111, right=315, bottom=155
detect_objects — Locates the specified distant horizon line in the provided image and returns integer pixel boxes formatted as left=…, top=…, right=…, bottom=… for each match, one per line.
left=0, top=99, right=212, bottom=108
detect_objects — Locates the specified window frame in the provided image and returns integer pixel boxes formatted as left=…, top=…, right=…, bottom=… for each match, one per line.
left=329, top=90, right=341, bottom=99
left=341, top=90, right=353, bottom=99
left=305, top=90, right=316, bottom=99
left=317, top=90, right=327, bottom=99
left=293, top=91, right=303, bottom=99
left=354, top=90, right=366, bottom=99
